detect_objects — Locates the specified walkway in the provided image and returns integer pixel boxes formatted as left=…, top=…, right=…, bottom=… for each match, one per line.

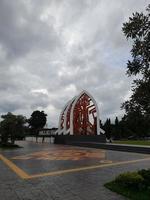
left=0, top=141, right=150, bottom=200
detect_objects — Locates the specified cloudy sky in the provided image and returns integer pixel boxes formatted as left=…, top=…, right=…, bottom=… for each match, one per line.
left=0, top=0, right=149, bottom=127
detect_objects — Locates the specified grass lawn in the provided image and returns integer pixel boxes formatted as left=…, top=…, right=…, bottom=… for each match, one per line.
left=113, top=140, right=150, bottom=146
left=105, top=181, right=150, bottom=200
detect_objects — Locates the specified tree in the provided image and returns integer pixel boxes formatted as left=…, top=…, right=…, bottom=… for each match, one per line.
left=122, top=4, right=150, bottom=136
left=115, top=117, right=119, bottom=127
left=103, top=118, right=112, bottom=139
left=99, top=120, right=103, bottom=128
left=113, top=117, right=121, bottom=139
left=122, top=111, right=149, bottom=138
left=0, top=112, right=26, bottom=145
left=28, top=110, right=47, bottom=134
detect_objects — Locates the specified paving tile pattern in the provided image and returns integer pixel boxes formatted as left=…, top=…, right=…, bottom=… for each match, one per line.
left=0, top=141, right=150, bottom=200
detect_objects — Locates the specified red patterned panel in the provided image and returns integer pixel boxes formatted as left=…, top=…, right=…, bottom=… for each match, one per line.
left=73, top=93, right=97, bottom=135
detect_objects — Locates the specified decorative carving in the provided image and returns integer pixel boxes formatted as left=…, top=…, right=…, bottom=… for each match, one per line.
left=58, top=91, right=104, bottom=135
left=73, top=93, right=97, bottom=135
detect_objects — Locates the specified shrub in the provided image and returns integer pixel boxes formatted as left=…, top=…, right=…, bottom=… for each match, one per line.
left=115, top=172, right=144, bottom=189
left=138, top=169, right=150, bottom=187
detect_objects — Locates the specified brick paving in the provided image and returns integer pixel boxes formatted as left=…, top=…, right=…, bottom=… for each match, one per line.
left=0, top=141, right=150, bottom=200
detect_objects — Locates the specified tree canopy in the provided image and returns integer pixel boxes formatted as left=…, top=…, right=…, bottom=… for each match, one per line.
left=28, top=110, right=47, bottom=131
left=103, top=5, right=150, bottom=140
left=0, top=112, right=26, bottom=144
left=121, top=4, right=150, bottom=137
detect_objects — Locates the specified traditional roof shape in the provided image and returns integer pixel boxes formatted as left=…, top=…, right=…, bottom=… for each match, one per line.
left=58, top=90, right=105, bottom=135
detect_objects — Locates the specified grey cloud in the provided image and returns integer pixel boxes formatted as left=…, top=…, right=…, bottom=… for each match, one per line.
left=0, top=90, right=49, bottom=114
left=0, top=0, right=149, bottom=126
left=0, top=0, right=61, bottom=61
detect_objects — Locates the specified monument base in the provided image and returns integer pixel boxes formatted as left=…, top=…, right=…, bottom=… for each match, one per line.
left=54, top=135, right=106, bottom=144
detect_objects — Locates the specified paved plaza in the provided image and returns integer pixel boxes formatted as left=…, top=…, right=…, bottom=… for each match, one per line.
left=0, top=141, right=150, bottom=200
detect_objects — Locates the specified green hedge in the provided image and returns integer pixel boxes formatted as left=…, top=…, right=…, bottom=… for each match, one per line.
left=105, top=169, right=150, bottom=200
left=115, top=171, right=144, bottom=189
left=138, top=169, right=150, bottom=188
